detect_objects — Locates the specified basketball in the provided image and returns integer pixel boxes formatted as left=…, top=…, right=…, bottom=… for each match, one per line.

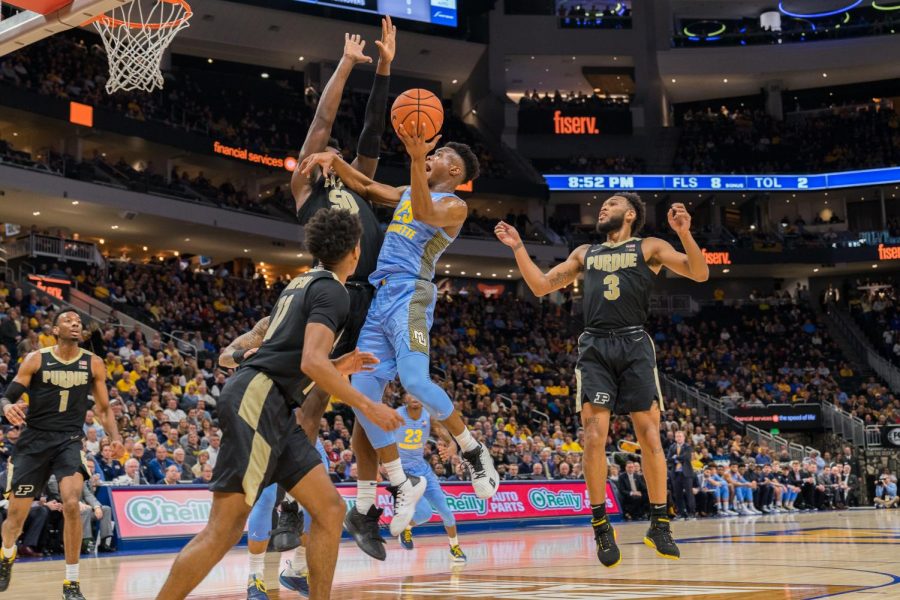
left=391, top=88, right=444, bottom=140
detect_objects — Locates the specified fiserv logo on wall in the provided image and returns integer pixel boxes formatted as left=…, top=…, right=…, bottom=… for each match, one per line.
left=125, top=495, right=211, bottom=527
left=885, top=425, right=900, bottom=447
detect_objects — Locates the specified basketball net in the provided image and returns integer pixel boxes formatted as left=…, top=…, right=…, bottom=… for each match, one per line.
left=91, top=0, right=192, bottom=94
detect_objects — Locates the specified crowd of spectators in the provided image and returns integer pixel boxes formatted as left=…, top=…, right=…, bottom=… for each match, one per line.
left=847, top=279, right=900, bottom=372
left=675, top=104, right=900, bottom=174
left=0, top=265, right=894, bottom=557
left=518, top=89, right=630, bottom=110
left=557, top=2, right=632, bottom=29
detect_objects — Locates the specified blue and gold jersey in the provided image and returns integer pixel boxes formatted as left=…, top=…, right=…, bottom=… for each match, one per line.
left=369, top=189, right=458, bottom=284
left=395, top=406, right=430, bottom=473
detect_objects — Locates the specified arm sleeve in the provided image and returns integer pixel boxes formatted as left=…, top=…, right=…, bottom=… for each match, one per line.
left=357, top=73, right=390, bottom=159
left=307, top=280, right=350, bottom=334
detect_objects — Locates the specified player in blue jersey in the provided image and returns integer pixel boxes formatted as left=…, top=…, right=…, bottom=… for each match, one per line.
left=300, top=121, right=500, bottom=542
left=393, top=392, right=467, bottom=562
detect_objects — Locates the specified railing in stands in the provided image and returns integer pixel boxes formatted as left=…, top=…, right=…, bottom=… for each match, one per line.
left=821, top=401, right=868, bottom=448
left=167, top=330, right=200, bottom=358
left=4, top=233, right=105, bottom=267
left=865, top=425, right=883, bottom=448
left=661, top=373, right=813, bottom=462
left=828, top=307, right=900, bottom=394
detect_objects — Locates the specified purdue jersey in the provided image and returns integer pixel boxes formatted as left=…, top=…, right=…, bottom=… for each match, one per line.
left=242, top=268, right=349, bottom=407
left=583, top=238, right=655, bottom=330
left=297, top=174, right=384, bottom=283
left=27, top=347, right=94, bottom=432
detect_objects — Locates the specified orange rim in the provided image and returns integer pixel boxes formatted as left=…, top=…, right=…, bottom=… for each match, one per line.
left=90, top=0, right=192, bottom=30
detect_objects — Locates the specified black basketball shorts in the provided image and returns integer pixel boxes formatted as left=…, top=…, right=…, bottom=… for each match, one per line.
left=575, top=330, right=663, bottom=415
left=7, top=427, right=89, bottom=498
left=331, top=282, right=374, bottom=358
left=210, top=367, right=323, bottom=506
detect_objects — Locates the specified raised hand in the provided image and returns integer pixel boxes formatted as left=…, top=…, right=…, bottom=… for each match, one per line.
left=299, top=151, right=336, bottom=178
left=365, top=402, right=404, bottom=431
left=397, top=121, right=441, bottom=158
left=494, top=221, right=523, bottom=249
left=374, top=16, right=397, bottom=65
left=668, top=202, right=692, bottom=235
left=333, top=348, right=380, bottom=376
left=343, top=33, right=372, bottom=65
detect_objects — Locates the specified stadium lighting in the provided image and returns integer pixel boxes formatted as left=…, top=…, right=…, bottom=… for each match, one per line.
left=723, top=269, right=730, bottom=274
left=71, top=200, right=79, bottom=205
left=813, top=268, right=819, bottom=273
left=778, top=1, right=862, bottom=18
left=32, top=211, right=40, bottom=216
left=873, top=0, right=900, bottom=9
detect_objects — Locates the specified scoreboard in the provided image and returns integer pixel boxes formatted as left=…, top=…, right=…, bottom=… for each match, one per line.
left=544, top=166, right=900, bottom=192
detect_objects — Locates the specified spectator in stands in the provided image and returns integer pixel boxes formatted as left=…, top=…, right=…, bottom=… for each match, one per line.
left=162, top=464, right=182, bottom=485
left=617, top=461, right=647, bottom=520
left=96, top=443, right=125, bottom=481
left=113, top=458, right=149, bottom=486
left=83, top=409, right=105, bottom=439
left=837, top=463, right=859, bottom=508
left=148, top=445, right=175, bottom=484
left=874, top=474, right=898, bottom=508
left=80, top=464, right=114, bottom=552
left=193, top=463, right=214, bottom=485
left=667, top=430, right=696, bottom=519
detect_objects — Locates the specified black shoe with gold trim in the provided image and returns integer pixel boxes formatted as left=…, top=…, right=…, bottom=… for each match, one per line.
left=644, top=519, right=680, bottom=560
left=0, top=551, right=14, bottom=592
left=592, top=517, right=621, bottom=567
left=62, top=580, right=87, bottom=600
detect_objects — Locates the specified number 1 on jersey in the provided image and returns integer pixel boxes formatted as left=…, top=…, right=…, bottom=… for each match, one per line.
left=603, top=274, right=621, bottom=300
left=59, top=390, right=70, bottom=412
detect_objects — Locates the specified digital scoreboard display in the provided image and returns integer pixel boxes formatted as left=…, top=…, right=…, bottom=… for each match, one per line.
left=294, top=0, right=457, bottom=27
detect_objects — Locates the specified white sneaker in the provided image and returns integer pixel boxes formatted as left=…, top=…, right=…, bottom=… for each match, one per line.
left=461, top=443, right=500, bottom=499
left=738, top=507, right=753, bottom=516
left=388, top=475, right=426, bottom=537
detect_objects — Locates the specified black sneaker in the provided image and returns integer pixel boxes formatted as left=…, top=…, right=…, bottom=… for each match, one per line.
left=592, top=518, right=621, bottom=568
left=271, top=500, right=303, bottom=552
left=344, top=505, right=387, bottom=561
left=460, top=443, right=500, bottom=499
left=62, top=580, right=87, bottom=599
left=644, top=519, right=680, bottom=560
left=0, top=553, right=14, bottom=592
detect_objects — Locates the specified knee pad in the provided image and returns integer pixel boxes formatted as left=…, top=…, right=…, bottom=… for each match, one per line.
left=248, top=485, right=278, bottom=542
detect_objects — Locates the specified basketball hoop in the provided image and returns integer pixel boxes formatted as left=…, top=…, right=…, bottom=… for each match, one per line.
left=90, top=0, right=192, bottom=93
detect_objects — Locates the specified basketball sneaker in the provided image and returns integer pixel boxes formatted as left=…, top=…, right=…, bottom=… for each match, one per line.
left=278, top=560, right=310, bottom=597
left=344, top=505, right=387, bottom=561
left=62, top=580, right=87, bottom=600
left=461, top=443, right=500, bottom=499
left=387, top=475, right=426, bottom=537
left=246, top=574, right=269, bottom=599
left=399, top=528, right=414, bottom=550
left=449, top=545, right=467, bottom=563
left=0, top=550, right=14, bottom=592
left=271, top=500, right=303, bottom=552
left=644, top=520, right=680, bottom=560
left=592, top=517, right=621, bottom=568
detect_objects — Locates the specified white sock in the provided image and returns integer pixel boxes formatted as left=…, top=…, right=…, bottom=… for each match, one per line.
left=384, top=459, right=407, bottom=487
left=356, top=480, right=377, bottom=513
left=453, top=427, right=479, bottom=453
left=448, top=535, right=459, bottom=547
left=292, top=545, right=307, bottom=572
left=65, top=563, right=79, bottom=582
left=249, top=551, right=265, bottom=579
left=1, top=546, right=14, bottom=559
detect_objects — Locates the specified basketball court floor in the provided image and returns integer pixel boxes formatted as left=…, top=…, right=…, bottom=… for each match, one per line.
left=8, top=509, right=900, bottom=599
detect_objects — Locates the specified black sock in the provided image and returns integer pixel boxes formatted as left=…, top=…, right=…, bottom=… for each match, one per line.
left=650, top=503, right=668, bottom=524
left=591, top=503, right=608, bottom=528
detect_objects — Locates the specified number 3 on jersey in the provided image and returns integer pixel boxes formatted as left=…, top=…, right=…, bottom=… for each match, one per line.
left=404, top=429, right=423, bottom=444
left=603, top=274, right=620, bottom=300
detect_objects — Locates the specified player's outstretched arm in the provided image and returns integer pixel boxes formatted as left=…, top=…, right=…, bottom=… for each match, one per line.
left=91, top=354, right=121, bottom=443
left=302, top=323, right=403, bottom=431
left=299, top=151, right=404, bottom=207
left=352, top=16, right=396, bottom=179
left=398, top=123, right=467, bottom=229
left=0, top=350, right=40, bottom=425
left=644, top=203, right=709, bottom=282
left=495, top=221, right=587, bottom=297
left=218, top=316, right=271, bottom=368
left=291, top=33, right=372, bottom=211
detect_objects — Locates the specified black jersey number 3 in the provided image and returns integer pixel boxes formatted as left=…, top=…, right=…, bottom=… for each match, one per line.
left=603, top=274, right=621, bottom=301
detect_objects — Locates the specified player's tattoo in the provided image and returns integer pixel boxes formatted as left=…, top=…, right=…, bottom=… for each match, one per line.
left=584, top=417, right=604, bottom=426
left=548, top=269, right=575, bottom=289
left=650, top=446, right=664, bottom=455
left=220, top=316, right=270, bottom=367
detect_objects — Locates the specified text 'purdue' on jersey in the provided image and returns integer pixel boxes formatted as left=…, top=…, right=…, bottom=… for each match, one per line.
left=582, top=238, right=656, bottom=330
left=27, top=347, right=94, bottom=432
left=242, top=268, right=349, bottom=407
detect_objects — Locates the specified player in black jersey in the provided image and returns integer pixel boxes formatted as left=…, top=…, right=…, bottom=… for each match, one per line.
left=155, top=210, right=404, bottom=600
left=288, top=19, right=400, bottom=561
left=496, top=195, right=708, bottom=567
left=0, top=310, right=120, bottom=600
